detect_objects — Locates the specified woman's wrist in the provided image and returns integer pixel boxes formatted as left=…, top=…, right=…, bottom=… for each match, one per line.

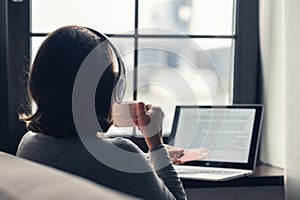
left=144, top=131, right=163, bottom=150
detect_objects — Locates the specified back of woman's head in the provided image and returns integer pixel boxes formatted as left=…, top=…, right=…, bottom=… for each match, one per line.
left=21, top=26, right=117, bottom=137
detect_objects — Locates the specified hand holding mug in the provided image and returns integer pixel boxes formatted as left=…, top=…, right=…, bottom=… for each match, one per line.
left=136, top=102, right=164, bottom=149
left=112, top=101, right=164, bottom=149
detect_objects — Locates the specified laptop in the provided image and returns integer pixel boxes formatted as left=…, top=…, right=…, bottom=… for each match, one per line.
left=168, top=105, right=264, bottom=181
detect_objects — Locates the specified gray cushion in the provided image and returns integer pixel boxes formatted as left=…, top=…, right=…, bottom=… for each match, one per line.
left=0, top=152, right=137, bottom=200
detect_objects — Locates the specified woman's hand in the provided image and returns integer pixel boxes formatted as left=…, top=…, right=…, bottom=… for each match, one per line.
left=136, top=102, right=164, bottom=149
left=165, top=145, right=185, bottom=164
left=165, top=145, right=209, bottom=164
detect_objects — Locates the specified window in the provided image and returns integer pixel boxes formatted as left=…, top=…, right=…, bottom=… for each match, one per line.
left=0, top=0, right=259, bottom=152
left=30, top=0, right=259, bottom=135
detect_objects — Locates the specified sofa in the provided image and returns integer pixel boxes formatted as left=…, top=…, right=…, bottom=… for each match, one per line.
left=0, top=151, right=137, bottom=200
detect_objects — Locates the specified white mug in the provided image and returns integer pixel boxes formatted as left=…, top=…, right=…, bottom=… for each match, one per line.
left=112, top=101, right=138, bottom=127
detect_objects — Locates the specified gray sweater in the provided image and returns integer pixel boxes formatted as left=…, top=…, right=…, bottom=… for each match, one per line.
left=17, top=132, right=186, bottom=200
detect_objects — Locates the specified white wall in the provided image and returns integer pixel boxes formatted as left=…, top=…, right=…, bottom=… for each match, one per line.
left=260, top=0, right=300, bottom=198
left=259, top=0, right=285, bottom=168
left=285, top=0, right=300, bottom=199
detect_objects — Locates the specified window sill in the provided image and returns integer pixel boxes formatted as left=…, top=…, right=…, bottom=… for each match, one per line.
left=181, top=164, right=284, bottom=188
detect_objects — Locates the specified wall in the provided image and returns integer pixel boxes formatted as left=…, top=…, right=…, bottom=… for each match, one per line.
left=285, top=0, right=300, bottom=199
left=259, top=0, right=285, bottom=168
left=260, top=0, right=300, bottom=198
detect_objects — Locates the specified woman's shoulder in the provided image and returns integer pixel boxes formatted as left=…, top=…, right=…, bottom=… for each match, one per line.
left=20, top=132, right=138, bottom=149
left=19, top=131, right=68, bottom=146
left=17, top=131, right=80, bottom=155
left=17, top=131, right=55, bottom=157
left=19, top=131, right=48, bottom=145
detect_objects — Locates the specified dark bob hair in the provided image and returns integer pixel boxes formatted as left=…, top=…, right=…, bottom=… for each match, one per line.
left=20, top=26, right=118, bottom=137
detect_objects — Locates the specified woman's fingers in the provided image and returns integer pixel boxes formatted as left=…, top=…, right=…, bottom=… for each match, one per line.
left=136, top=102, right=150, bottom=126
left=145, top=104, right=152, bottom=111
left=136, top=102, right=164, bottom=138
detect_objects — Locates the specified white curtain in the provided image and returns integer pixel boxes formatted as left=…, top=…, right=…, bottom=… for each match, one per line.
left=259, top=0, right=300, bottom=199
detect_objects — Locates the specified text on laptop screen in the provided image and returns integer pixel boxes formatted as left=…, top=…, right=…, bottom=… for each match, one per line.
left=173, top=108, right=256, bottom=163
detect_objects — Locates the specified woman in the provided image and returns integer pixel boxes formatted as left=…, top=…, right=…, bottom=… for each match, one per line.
left=17, top=26, right=186, bottom=200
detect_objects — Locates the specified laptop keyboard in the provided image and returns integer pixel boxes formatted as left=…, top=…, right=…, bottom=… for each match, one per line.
left=175, top=167, right=240, bottom=175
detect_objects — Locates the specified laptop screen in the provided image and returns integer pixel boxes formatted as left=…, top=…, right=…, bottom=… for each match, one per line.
left=168, top=105, right=264, bottom=169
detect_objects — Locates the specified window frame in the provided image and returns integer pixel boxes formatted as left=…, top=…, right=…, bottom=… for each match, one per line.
left=0, top=0, right=30, bottom=153
left=233, top=0, right=260, bottom=103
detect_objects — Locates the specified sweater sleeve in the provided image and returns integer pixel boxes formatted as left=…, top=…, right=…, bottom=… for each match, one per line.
left=149, top=145, right=187, bottom=200
left=111, top=138, right=186, bottom=200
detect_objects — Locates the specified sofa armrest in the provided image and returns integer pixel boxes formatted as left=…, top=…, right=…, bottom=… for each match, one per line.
left=0, top=152, right=137, bottom=200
